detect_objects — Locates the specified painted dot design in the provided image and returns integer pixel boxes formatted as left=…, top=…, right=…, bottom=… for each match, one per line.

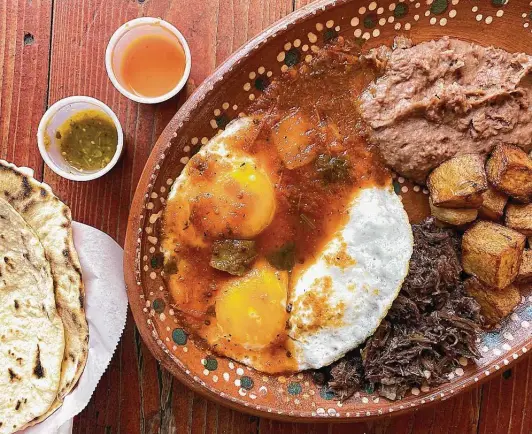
left=152, top=298, right=165, bottom=314
left=135, top=0, right=532, bottom=419
left=203, top=357, right=218, bottom=371
left=364, top=384, right=375, bottom=394
left=323, top=28, right=339, bottom=42
left=431, top=0, right=448, bottom=15
left=240, top=376, right=254, bottom=390
left=364, top=13, right=378, bottom=28
left=288, top=382, right=303, bottom=395
left=172, top=328, right=188, bottom=345
left=254, top=76, right=270, bottom=91
left=215, top=113, right=230, bottom=129
left=394, top=3, right=409, bottom=18
left=320, top=387, right=335, bottom=400
left=284, top=48, right=301, bottom=67
left=150, top=253, right=164, bottom=269
left=393, top=180, right=401, bottom=195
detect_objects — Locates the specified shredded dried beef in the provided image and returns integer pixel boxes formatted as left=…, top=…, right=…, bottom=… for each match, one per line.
left=319, top=218, right=482, bottom=401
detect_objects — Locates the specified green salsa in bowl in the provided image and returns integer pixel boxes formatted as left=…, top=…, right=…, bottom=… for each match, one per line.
left=38, top=96, right=123, bottom=181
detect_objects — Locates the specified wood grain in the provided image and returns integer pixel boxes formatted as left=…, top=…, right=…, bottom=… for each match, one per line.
left=1, top=0, right=531, bottom=432
left=0, top=0, right=51, bottom=176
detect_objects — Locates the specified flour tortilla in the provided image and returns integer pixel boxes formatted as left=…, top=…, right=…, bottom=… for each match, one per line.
left=0, top=161, right=88, bottom=424
left=0, top=198, right=65, bottom=434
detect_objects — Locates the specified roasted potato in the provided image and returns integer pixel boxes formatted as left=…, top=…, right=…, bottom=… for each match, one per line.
left=486, top=144, right=532, bottom=203
left=516, top=249, right=532, bottom=284
left=462, top=221, right=526, bottom=289
left=427, top=154, right=487, bottom=208
left=429, top=198, right=478, bottom=226
left=505, top=203, right=532, bottom=236
left=271, top=109, right=317, bottom=170
left=479, top=186, right=508, bottom=221
left=465, top=277, right=520, bottom=326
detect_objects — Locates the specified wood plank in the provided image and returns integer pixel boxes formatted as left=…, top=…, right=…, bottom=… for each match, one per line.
left=43, top=0, right=292, bottom=432
left=46, top=2, right=179, bottom=433
left=41, top=0, right=532, bottom=433
left=0, top=0, right=52, bottom=176
left=478, top=356, right=532, bottom=434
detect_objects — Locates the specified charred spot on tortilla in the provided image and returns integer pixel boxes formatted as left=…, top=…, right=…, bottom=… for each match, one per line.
left=21, top=177, right=31, bottom=199
left=0, top=161, right=88, bottom=427
left=15, top=401, right=21, bottom=411
left=8, top=369, right=20, bottom=382
left=71, top=311, right=79, bottom=326
left=3, top=256, right=13, bottom=271
left=33, top=345, right=45, bottom=379
left=14, top=300, right=19, bottom=310
left=22, top=200, right=36, bottom=213
left=61, top=248, right=83, bottom=277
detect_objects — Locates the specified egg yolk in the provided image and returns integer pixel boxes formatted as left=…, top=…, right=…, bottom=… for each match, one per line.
left=189, top=161, right=276, bottom=239
left=215, top=263, right=288, bottom=349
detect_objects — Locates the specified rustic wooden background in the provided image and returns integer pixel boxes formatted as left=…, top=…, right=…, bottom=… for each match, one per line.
left=1, top=0, right=531, bottom=433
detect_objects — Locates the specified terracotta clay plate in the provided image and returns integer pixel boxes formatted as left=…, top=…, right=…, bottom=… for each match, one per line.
left=124, top=0, right=532, bottom=421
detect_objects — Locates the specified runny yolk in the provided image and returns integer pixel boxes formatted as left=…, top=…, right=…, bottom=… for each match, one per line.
left=189, top=161, right=276, bottom=240
left=215, top=263, right=288, bottom=349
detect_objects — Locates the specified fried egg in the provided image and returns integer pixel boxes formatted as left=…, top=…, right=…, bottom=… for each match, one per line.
left=288, top=186, right=413, bottom=370
left=201, top=259, right=298, bottom=373
left=163, top=116, right=413, bottom=374
left=164, top=117, right=275, bottom=250
left=202, top=186, right=411, bottom=373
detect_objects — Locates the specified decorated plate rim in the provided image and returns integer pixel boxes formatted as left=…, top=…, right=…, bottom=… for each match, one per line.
left=124, top=0, right=532, bottom=422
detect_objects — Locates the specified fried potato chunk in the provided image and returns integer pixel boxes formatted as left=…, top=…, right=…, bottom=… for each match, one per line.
left=479, top=186, right=508, bottom=221
left=462, top=221, right=526, bottom=289
left=465, top=277, right=520, bottom=326
left=271, top=109, right=318, bottom=170
left=429, top=198, right=477, bottom=226
left=427, top=154, right=487, bottom=209
left=516, top=250, right=532, bottom=284
left=505, top=203, right=532, bottom=236
left=486, top=144, right=532, bottom=203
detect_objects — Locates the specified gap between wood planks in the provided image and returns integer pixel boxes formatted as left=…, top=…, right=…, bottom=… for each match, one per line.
left=31, top=0, right=524, bottom=432
left=41, top=0, right=55, bottom=184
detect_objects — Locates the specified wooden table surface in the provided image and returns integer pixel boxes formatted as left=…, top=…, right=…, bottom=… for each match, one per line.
left=2, top=0, right=532, bottom=433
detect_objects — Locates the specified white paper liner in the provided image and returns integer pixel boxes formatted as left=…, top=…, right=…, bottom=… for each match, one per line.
left=23, top=222, right=128, bottom=434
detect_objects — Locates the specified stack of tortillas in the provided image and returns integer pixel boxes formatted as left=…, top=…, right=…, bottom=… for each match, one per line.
left=0, top=161, right=88, bottom=434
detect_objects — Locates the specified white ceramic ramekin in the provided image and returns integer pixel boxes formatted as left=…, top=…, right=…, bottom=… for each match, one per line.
left=105, top=17, right=192, bottom=104
left=37, top=96, right=124, bottom=181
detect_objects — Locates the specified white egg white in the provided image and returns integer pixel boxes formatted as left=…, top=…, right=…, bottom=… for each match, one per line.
left=163, top=116, right=413, bottom=374
left=288, top=186, right=413, bottom=370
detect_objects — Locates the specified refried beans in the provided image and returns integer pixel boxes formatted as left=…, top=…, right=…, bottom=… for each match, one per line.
left=359, top=36, right=532, bottom=184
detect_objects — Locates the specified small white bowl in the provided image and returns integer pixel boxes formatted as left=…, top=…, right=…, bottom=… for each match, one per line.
left=105, top=17, right=191, bottom=104
left=37, top=96, right=124, bottom=182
